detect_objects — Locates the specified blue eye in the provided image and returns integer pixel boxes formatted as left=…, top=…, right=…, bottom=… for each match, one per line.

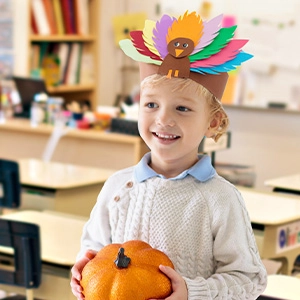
left=183, top=43, right=188, bottom=48
left=147, top=103, right=158, bottom=108
left=177, top=106, right=189, bottom=112
left=174, top=42, right=180, bottom=47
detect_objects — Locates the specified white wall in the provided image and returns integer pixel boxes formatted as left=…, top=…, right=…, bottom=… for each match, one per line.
left=98, top=0, right=159, bottom=106
left=217, top=106, right=300, bottom=190
left=12, top=0, right=29, bottom=76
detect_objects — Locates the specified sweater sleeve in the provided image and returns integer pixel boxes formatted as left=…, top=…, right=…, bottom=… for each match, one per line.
left=76, top=167, right=134, bottom=260
left=184, top=186, right=267, bottom=299
left=76, top=182, right=112, bottom=260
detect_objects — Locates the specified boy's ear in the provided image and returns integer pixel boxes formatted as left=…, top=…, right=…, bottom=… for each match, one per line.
left=205, top=112, right=222, bottom=138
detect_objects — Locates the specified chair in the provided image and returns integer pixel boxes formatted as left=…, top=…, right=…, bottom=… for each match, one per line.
left=0, top=159, right=21, bottom=210
left=0, top=159, right=42, bottom=300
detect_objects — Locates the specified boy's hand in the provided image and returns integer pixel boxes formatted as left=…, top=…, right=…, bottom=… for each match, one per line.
left=149, top=265, right=188, bottom=300
left=70, top=250, right=97, bottom=300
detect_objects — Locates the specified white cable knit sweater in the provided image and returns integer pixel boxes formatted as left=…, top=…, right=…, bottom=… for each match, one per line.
left=78, top=166, right=267, bottom=299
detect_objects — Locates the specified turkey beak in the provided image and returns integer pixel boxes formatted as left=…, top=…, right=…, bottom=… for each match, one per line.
left=175, top=49, right=184, bottom=57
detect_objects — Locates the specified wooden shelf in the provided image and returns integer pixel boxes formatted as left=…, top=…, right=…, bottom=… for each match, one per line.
left=47, top=84, right=95, bottom=94
left=28, top=0, right=100, bottom=109
left=30, top=34, right=96, bottom=42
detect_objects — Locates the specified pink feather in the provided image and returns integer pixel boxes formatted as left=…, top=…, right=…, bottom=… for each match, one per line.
left=190, top=39, right=248, bottom=68
left=192, top=14, right=223, bottom=54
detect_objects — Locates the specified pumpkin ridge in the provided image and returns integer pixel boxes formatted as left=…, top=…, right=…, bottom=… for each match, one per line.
left=82, top=270, right=115, bottom=297
left=81, top=240, right=174, bottom=299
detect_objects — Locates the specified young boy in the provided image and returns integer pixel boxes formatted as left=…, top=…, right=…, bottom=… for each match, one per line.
left=71, top=11, right=267, bottom=299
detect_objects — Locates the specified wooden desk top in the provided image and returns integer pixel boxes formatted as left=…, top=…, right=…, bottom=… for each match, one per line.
left=239, top=188, right=300, bottom=225
left=265, top=174, right=300, bottom=193
left=0, top=118, right=143, bottom=144
left=19, top=158, right=115, bottom=189
left=0, top=210, right=86, bottom=266
left=261, top=275, right=300, bottom=299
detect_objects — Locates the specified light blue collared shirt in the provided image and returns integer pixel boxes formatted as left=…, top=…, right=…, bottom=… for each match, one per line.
left=134, top=152, right=216, bottom=183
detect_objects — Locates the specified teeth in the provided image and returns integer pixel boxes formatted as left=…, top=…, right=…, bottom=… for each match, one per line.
left=156, top=133, right=178, bottom=139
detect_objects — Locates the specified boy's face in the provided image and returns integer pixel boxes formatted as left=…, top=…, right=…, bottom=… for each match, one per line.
left=138, top=79, right=211, bottom=170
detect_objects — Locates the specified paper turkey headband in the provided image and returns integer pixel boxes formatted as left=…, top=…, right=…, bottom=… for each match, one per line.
left=119, top=11, right=253, bottom=100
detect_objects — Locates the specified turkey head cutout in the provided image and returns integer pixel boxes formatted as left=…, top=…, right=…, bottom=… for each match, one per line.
left=158, top=38, right=194, bottom=78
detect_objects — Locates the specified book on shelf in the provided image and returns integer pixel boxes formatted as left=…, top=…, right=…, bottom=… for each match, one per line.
left=42, top=0, right=57, bottom=34
left=57, top=42, right=71, bottom=84
left=79, top=44, right=95, bottom=84
left=68, top=0, right=77, bottom=34
left=29, top=42, right=94, bottom=87
left=74, top=0, right=89, bottom=35
left=31, top=0, right=90, bottom=35
left=64, top=42, right=81, bottom=84
left=52, top=0, right=65, bottom=34
left=30, top=43, right=40, bottom=71
left=31, top=0, right=51, bottom=35
left=30, top=9, right=38, bottom=34
left=61, top=0, right=76, bottom=34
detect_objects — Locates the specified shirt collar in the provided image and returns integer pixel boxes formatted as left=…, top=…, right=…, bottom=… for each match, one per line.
left=134, top=152, right=216, bottom=182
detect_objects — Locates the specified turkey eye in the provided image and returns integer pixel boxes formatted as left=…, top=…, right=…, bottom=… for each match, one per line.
left=183, top=43, right=188, bottom=48
left=174, top=42, right=180, bottom=47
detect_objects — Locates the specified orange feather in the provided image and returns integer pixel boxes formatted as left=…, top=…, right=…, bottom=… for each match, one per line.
left=167, top=11, right=203, bottom=46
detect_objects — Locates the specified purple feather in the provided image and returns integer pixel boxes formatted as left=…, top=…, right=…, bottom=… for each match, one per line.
left=153, top=14, right=176, bottom=59
left=192, top=14, right=223, bottom=54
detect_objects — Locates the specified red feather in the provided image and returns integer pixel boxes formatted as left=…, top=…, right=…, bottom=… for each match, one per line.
left=130, top=31, right=162, bottom=61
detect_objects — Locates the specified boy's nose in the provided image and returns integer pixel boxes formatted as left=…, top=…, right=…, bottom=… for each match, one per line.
left=156, top=111, right=175, bottom=127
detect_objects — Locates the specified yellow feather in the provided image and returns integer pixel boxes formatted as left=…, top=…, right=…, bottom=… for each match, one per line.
left=143, top=20, right=160, bottom=56
left=167, top=11, right=203, bottom=45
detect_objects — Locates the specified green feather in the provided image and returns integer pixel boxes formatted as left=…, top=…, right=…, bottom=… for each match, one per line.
left=189, top=25, right=237, bottom=62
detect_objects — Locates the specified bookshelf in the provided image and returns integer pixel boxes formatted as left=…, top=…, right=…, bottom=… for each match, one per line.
left=28, top=0, right=99, bottom=109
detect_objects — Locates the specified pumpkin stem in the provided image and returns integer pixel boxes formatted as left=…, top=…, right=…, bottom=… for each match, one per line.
left=115, top=247, right=131, bottom=268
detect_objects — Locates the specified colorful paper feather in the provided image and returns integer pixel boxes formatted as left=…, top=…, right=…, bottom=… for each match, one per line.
left=189, top=26, right=237, bottom=62
left=143, top=20, right=161, bottom=57
left=193, top=14, right=223, bottom=53
left=191, top=52, right=253, bottom=74
left=153, top=15, right=175, bottom=59
left=190, top=40, right=249, bottom=68
left=119, top=11, right=252, bottom=75
left=166, top=11, right=203, bottom=47
left=130, top=31, right=162, bottom=61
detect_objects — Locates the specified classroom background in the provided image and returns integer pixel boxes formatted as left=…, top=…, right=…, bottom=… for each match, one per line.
left=1, top=0, right=298, bottom=190
left=0, top=1, right=300, bottom=299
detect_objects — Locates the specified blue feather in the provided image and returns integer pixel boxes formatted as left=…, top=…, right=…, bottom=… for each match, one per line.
left=191, top=52, right=253, bottom=74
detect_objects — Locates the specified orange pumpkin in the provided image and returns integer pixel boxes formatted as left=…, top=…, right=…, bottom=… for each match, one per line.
left=80, top=240, right=174, bottom=299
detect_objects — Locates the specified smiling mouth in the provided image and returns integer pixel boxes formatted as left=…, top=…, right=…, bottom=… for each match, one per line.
left=153, top=132, right=180, bottom=140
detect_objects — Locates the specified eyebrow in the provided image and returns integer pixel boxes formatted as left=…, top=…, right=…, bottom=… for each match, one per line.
left=178, top=96, right=197, bottom=103
left=142, top=93, right=196, bottom=102
left=141, top=92, right=158, bottom=98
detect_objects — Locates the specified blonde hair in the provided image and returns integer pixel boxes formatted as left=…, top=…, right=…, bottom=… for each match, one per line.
left=141, top=74, right=229, bottom=142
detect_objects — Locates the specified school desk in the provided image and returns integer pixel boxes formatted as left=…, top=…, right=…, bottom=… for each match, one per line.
left=17, top=158, right=115, bottom=217
left=260, top=274, right=300, bottom=300
left=239, top=187, right=300, bottom=275
left=0, top=210, right=85, bottom=299
left=0, top=118, right=149, bottom=169
left=265, top=174, right=300, bottom=195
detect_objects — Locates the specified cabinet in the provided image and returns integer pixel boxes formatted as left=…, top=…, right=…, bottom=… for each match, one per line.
left=28, top=0, right=99, bottom=109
